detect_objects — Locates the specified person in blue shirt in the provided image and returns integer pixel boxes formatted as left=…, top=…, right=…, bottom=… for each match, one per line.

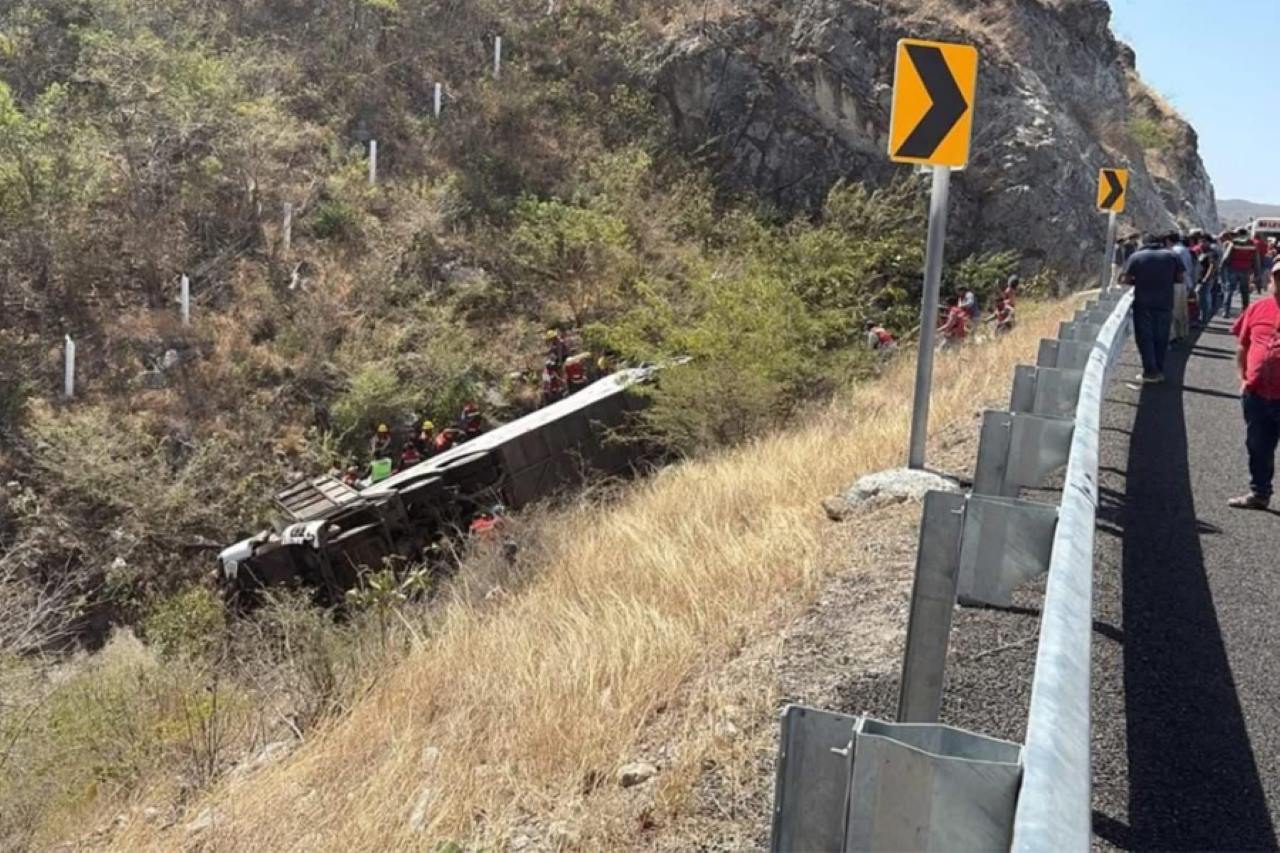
left=1120, top=233, right=1184, bottom=384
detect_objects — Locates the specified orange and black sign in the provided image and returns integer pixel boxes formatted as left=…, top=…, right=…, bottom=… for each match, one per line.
left=1097, top=168, right=1129, bottom=213
left=889, top=39, right=979, bottom=168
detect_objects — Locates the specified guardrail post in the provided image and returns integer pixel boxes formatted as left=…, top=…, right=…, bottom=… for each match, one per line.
left=972, top=411, right=1075, bottom=498
left=898, top=491, right=966, bottom=723
left=1010, top=366, right=1084, bottom=418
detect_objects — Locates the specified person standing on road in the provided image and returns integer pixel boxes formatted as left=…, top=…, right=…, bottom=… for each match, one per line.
left=1169, top=231, right=1196, bottom=343
left=1223, top=227, right=1261, bottom=318
left=1120, top=233, right=1184, bottom=384
left=1228, top=266, right=1280, bottom=510
left=1194, top=233, right=1222, bottom=326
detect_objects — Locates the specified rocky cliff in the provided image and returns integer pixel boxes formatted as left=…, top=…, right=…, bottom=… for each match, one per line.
left=655, top=0, right=1217, bottom=283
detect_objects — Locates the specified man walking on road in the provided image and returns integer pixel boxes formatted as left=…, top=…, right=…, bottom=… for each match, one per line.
left=1169, top=231, right=1196, bottom=343
left=1121, top=233, right=1184, bottom=384
left=1229, top=266, right=1280, bottom=509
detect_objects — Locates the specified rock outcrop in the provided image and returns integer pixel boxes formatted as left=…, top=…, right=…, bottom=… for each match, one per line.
left=656, top=0, right=1217, bottom=283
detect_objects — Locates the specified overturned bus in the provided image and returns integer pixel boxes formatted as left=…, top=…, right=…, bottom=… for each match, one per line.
left=217, top=367, right=654, bottom=603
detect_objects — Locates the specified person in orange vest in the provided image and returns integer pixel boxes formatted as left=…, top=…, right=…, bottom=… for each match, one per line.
left=434, top=426, right=465, bottom=454
left=469, top=504, right=506, bottom=537
left=864, top=320, right=896, bottom=351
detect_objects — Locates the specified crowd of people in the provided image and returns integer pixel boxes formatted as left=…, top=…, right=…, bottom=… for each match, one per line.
left=864, top=273, right=1020, bottom=355
left=335, top=328, right=612, bottom=489
left=1118, top=226, right=1280, bottom=511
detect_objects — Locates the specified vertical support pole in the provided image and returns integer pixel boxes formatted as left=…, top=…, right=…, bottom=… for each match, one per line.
left=282, top=202, right=293, bottom=254
left=907, top=166, right=953, bottom=470
left=494, top=36, right=503, bottom=79
left=64, top=335, right=76, bottom=399
left=179, top=273, right=191, bottom=327
left=369, top=139, right=378, bottom=186
left=433, top=82, right=443, bottom=118
left=1100, top=210, right=1119, bottom=293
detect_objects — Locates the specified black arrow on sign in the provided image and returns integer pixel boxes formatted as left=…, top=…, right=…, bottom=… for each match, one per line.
left=1100, top=169, right=1124, bottom=209
left=895, top=44, right=969, bottom=160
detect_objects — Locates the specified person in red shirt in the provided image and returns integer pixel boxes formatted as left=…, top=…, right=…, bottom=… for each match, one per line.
left=1229, top=265, right=1280, bottom=509
left=938, top=296, right=968, bottom=349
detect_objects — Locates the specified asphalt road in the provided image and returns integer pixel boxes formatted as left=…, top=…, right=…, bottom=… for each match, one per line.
left=834, top=311, right=1280, bottom=851
left=1087, top=313, right=1280, bottom=851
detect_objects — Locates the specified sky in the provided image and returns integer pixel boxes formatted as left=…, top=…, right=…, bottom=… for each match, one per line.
left=1109, top=0, right=1277, bottom=203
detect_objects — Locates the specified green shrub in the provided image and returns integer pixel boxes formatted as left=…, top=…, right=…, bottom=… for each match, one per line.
left=1129, top=116, right=1174, bottom=151
left=143, top=586, right=226, bottom=661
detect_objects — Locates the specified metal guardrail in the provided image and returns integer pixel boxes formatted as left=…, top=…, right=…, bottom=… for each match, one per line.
left=770, top=289, right=1135, bottom=852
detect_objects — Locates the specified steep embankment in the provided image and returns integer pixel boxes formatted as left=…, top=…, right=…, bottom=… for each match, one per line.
left=657, top=0, right=1217, bottom=278
left=111, top=299, right=1082, bottom=851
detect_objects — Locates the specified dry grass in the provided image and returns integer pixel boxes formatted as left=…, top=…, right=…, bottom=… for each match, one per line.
left=113, top=297, right=1082, bottom=851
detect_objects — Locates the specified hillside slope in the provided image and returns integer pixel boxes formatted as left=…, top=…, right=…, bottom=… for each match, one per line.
left=109, top=299, right=1084, bottom=852
left=658, top=0, right=1217, bottom=276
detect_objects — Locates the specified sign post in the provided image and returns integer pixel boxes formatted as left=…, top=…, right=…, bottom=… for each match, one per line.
left=1096, top=168, right=1129, bottom=292
left=494, top=36, right=503, bottom=80
left=889, top=38, right=979, bottom=470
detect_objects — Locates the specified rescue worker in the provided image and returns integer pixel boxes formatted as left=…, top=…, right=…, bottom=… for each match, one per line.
left=865, top=320, right=896, bottom=351
left=416, top=420, right=437, bottom=457
left=959, top=287, right=979, bottom=325
left=434, top=426, right=465, bottom=454
left=340, top=465, right=361, bottom=488
left=469, top=504, right=506, bottom=537
left=1003, top=274, right=1020, bottom=307
left=939, top=296, right=968, bottom=349
left=545, top=328, right=570, bottom=367
left=539, top=357, right=566, bottom=407
left=459, top=402, right=485, bottom=437
left=398, top=441, right=422, bottom=471
left=593, top=354, right=614, bottom=381
left=370, top=423, right=392, bottom=460
left=564, top=353, right=591, bottom=393
left=989, top=297, right=1016, bottom=335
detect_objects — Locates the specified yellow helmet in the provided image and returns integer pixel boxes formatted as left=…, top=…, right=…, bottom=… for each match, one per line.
left=422, top=420, right=435, bottom=432
left=377, top=423, right=390, bottom=434
left=545, top=329, right=559, bottom=340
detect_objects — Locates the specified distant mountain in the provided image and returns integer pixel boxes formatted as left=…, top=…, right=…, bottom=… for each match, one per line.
left=1218, top=199, right=1280, bottom=228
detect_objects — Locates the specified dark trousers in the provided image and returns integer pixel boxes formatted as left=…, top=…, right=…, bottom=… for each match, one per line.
left=1132, top=306, right=1172, bottom=376
left=1243, top=392, right=1280, bottom=500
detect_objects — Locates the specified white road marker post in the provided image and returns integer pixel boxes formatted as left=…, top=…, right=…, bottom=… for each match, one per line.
left=64, top=335, right=76, bottom=399
left=433, top=82, right=443, bottom=118
left=369, top=139, right=378, bottom=186
left=282, top=202, right=294, bottom=254
left=180, top=273, right=191, bottom=326
left=494, top=36, right=503, bottom=80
